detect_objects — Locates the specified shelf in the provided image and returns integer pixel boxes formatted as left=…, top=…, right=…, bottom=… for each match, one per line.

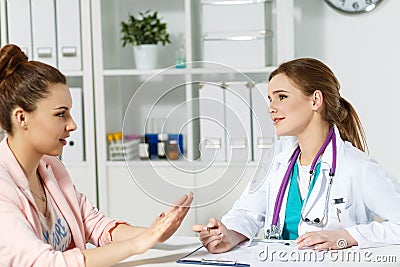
left=190, top=66, right=277, bottom=74
left=106, top=160, right=260, bottom=167
left=102, top=66, right=277, bottom=77
left=103, top=68, right=188, bottom=76
left=62, top=70, right=84, bottom=77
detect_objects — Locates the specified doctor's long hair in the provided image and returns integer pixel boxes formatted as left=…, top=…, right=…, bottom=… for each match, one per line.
left=269, top=58, right=368, bottom=152
left=0, top=44, right=66, bottom=135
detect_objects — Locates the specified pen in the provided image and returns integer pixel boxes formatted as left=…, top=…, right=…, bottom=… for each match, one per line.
left=254, top=239, right=293, bottom=246
left=201, top=258, right=237, bottom=265
left=200, top=225, right=218, bottom=232
left=206, top=226, right=218, bottom=232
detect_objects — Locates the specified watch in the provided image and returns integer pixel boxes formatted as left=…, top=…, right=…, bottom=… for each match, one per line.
left=324, top=0, right=383, bottom=14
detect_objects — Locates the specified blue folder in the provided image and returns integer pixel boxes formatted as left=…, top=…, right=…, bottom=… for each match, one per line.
left=176, top=246, right=250, bottom=266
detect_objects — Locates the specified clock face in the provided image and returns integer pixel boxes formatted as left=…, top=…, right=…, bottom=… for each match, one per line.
left=325, top=0, right=383, bottom=14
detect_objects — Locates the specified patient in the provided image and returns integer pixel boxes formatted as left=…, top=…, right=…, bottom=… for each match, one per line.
left=0, top=43, right=193, bottom=266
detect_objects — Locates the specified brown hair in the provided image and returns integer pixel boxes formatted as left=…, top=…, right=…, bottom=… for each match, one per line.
left=269, top=58, right=368, bottom=152
left=0, top=44, right=66, bottom=135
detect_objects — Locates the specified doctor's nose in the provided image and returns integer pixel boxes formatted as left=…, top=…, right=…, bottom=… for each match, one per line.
left=269, top=102, right=277, bottom=114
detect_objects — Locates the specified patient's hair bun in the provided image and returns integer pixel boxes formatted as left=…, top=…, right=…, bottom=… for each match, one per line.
left=0, top=44, right=28, bottom=81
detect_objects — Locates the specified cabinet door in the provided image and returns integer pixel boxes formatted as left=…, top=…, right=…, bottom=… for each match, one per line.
left=194, top=164, right=257, bottom=225
left=106, top=164, right=195, bottom=236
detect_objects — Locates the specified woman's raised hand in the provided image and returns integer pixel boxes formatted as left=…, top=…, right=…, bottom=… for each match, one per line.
left=150, top=192, right=193, bottom=243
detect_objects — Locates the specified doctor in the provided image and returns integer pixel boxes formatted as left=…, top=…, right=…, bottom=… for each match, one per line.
left=193, top=58, right=400, bottom=252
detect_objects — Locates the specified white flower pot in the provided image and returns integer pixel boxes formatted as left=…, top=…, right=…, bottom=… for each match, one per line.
left=133, top=44, right=158, bottom=69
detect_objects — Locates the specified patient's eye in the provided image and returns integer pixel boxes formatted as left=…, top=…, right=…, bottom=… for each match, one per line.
left=279, top=94, right=287, bottom=101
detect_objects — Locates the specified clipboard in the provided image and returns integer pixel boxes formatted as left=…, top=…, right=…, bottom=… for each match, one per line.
left=176, top=246, right=250, bottom=266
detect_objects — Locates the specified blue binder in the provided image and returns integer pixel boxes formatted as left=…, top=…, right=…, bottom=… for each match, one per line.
left=176, top=246, right=250, bottom=266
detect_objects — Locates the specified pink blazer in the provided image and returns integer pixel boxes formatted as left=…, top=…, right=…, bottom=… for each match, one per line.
left=0, top=138, right=124, bottom=267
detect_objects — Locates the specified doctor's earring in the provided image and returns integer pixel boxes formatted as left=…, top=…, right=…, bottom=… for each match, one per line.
left=23, top=123, right=28, bottom=130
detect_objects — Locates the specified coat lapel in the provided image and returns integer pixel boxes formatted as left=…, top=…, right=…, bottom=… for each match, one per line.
left=299, top=127, right=343, bottom=230
left=265, top=138, right=299, bottom=231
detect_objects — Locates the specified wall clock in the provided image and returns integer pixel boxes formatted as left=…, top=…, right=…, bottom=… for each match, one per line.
left=324, top=0, right=383, bottom=14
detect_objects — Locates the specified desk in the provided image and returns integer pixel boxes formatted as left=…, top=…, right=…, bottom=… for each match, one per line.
left=113, top=236, right=400, bottom=267
left=113, top=236, right=201, bottom=267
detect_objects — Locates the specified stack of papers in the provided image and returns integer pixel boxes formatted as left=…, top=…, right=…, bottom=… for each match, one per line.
left=177, top=240, right=297, bottom=266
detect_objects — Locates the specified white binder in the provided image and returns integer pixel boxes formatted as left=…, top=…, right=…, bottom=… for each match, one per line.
left=251, top=82, right=275, bottom=162
left=62, top=87, right=84, bottom=162
left=224, top=83, right=251, bottom=161
left=55, top=0, right=82, bottom=71
left=199, top=83, right=226, bottom=162
left=6, top=0, right=32, bottom=59
left=31, top=0, right=57, bottom=67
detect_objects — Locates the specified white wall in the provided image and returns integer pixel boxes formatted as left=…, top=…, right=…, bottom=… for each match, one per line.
left=294, top=0, right=400, bottom=179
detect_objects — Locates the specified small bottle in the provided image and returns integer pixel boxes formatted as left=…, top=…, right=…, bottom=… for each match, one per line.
left=113, top=132, right=123, bottom=144
left=175, top=46, right=186, bottom=69
left=157, top=133, right=168, bottom=159
left=139, top=136, right=150, bottom=160
left=107, top=133, right=115, bottom=160
left=107, top=133, right=115, bottom=145
left=167, top=140, right=179, bottom=160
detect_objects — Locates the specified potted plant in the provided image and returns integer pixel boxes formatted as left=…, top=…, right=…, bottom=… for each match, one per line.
left=121, top=10, right=171, bottom=69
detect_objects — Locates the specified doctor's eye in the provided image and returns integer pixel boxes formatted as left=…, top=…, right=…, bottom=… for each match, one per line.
left=55, top=111, right=66, bottom=118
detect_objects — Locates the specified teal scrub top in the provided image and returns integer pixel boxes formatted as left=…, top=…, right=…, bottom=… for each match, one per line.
left=282, top=160, right=321, bottom=240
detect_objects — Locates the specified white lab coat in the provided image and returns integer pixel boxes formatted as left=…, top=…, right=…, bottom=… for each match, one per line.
left=221, top=127, right=400, bottom=248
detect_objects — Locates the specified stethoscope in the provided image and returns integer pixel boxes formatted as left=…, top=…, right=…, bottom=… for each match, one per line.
left=266, top=127, right=337, bottom=239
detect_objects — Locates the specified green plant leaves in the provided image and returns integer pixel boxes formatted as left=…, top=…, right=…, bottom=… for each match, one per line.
left=121, top=10, right=171, bottom=47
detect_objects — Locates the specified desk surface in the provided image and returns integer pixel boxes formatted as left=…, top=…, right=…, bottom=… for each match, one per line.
left=113, top=236, right=201, bottom=267
left=113, top=236, right=400, bottom=267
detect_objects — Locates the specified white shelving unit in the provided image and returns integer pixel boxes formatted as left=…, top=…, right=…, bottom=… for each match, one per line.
left=91, top=0, right=294, bottom=233
left=0, top=0, right=97, bottom=205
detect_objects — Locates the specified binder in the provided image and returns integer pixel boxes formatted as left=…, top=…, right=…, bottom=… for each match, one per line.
left=177, top=246, right=249, bottom=266
left=199, top=83, right=226, bottom=161
left=55, top=0, right=82, bottom=71
left=6, top=0, right=32, bottom=59
left=62, top=87, right=84, bottom=162
left=224, top=83, right=251, bottom=161
left=31, top=0, right=57, bottom=67
left=251, top=82, right=275, bottom=161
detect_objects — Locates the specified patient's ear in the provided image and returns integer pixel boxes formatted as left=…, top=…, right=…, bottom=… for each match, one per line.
left=12, top=107, right=28, bottom=130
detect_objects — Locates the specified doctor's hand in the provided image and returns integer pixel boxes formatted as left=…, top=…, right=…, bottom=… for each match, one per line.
left=151, top=192, right=193, bottom=243
left=192, top=218, right=247, bottom=254
left=296, top=229, right=358, bottom=250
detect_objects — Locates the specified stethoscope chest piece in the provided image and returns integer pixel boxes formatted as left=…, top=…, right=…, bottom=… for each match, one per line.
left=265, top=224, right=281, bottom=239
